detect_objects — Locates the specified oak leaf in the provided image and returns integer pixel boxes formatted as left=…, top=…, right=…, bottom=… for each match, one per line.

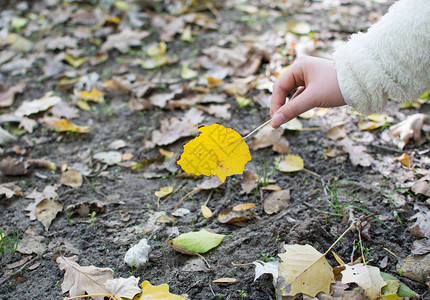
left=57, top=256, right=114, bottom=300
left=106, top=276, right=141, bottom=299
left=177, top=123, right=251, bottom=182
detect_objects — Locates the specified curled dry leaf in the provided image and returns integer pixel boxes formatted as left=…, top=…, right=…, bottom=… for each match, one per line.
left=106, top=276, right=141, bottom=299
left=251, top=126, right=289, bottom=153
left=327, top=124, right=346, bottom=140
left=388, top=113, right=428, bottom=149
left=218, top=209, right=255, bottom=224
left=0, top=156, right=29, bottom=176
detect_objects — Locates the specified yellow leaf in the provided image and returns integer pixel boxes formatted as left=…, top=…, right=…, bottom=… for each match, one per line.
left=201, top=205, right=213, bottom=218
left=299, top=109, right=315, bottom=119
left=277, top=154, right=304, bottom=173
left=181, top=63, right=198, bottom=80
left=140, top=55, right=169, bottom=69
left=232, top=203, right=255, bottom=211
left=146, top=42, right=166, bottom=57
left=180, top=25, right=194, bottom=42
left=177, top=123, right=251, bottom=182
left=278, top=244, right=335, bottom=297
left=137, top=280, right=188, bottom=299
left=236, top=96, right=251, bottom=107
left=64, top=54, right=87, bottom=68
left=396, top=153, right=410, bottom=168
left=76, top=100, right=91, bottom=111
left=206, top=77, right=224, bottom=88
left=53, top=120, right=93, bottom=133
left=155, top=186, right=173, bottom=199
left=76, top=88, right=104, bottom=103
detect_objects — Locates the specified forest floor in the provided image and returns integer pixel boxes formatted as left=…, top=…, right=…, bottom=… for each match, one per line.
left=1, top=0, right=430, bottom=299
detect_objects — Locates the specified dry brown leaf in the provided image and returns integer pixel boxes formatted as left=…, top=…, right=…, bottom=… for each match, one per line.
left=60, top=169, right=83, bottom=188
left=342, top=137, right=374, bottom=167
left=14, top=94, right=61, bottom=117
left=396, top=252, right=430, bottom=284
left=0, top=157, right=29, bottom=176
left=201, top=104, right=232, bottom=120
left=106, top=276, right=141, bottom=299
left=16, top=227, right=46, bottom=255
left=35, top=198, right=63, bottom=230
left=144, top=107, right=204, bottom=148
left=239, top=170, right=258, bottom=194
left=411, top=239, right=430, bottom=255
left=396, top=153, right=410, bottom=168
left=196, top=176, right=224, bottom=190
left=0, top=82, right=25, bottom=107
left=218, top=209, right=255, bottom=224
left=388, top=113, right=428, bottom=149
left=100, top=27, right=150, bottom=53
left=411, top=175, right=430, bottom=197
left=251, top=126, right=289, bottom=153
left=0, top=127, right=17, bottom=145
left=57, top=256, right=114, bottom=300
left=327, top=124, right=346, bottom=140
left=323, top=148, right=347, bottom=159
left=408, top=205, right=430, bottom=238
left=263, top=190, right=290, bottom=215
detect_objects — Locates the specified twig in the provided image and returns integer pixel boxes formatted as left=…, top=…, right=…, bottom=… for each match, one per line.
left=204, top=189, right=214, bottom=206
left=358, top=229, right=366, bottom=265
left=303, top=168, right=320, bottom=177
left=383, top=247, right=397, bottom=258
left=174, top=188, right=200, bottom=211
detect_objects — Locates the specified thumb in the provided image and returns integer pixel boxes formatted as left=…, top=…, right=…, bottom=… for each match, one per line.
left=272, top=89, right=315, bottom=128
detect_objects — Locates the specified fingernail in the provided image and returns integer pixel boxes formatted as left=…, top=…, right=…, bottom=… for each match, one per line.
left=273, top=113, right=284, bottom=127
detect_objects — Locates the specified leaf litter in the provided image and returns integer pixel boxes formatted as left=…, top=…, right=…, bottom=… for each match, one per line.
left=0, top=0, right=429, bottom=299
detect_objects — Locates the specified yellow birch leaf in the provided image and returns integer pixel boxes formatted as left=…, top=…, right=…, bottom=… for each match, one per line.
left=277, top=244, right=335, bottom=297
left=201, top=205, right=213, bottom=218
left=76, top=88, right=104, bottom=103
left=177, top=123, right=251, bottom=182
left=136, top=280, right=188, bottom=299
left=155, top=186, right=173, bottom=199
left=396, top=153, right=410, bottom=168
left=233, top=203, right=255, bottom=211
left=53, top=120, right=93, bottom=133
left=277, top=154, right=304, bottom=173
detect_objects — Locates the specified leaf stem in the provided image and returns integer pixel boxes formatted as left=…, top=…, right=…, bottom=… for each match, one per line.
left=242, top=119, right=272, bottom=140
left=323, top=222, right=355, bottom=256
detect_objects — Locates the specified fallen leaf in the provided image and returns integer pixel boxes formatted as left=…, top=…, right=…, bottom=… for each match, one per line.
left=124, top=238, right=151, bottom=268
left=0, top=185, right=16, bottom=198
left=408, top=205, right=430, bottom=238
left=251, top=126, right=289, bottom=153
left=380, top=272, right=418, bottom=298
left=0, top=82, right=25, bottom=107
left=155, top=186, right=174, bottom=199
left=239, top=170, right=258, bottom=194
left=0, top=156, right=29, bottom=175
left=60, top=170, right=83, bottom=188
left=181, top=257, right=210, bottom=272
left=233, top=203, right=255, bottom=211
left=16, top=228, right=45, bottom=255
left=106, top=276, right=141, bottom=299
left=327, top=124, right=346, bottom=140
left=101, top=27, right=150, bottom=53
left=342, top=137, right=374, bottom=167
left=262, top=184, right=282, bottom=191
left=323, top=148, right=346, bottom=159
left=36, top=198, right=63, bottom=230
left=206, top=76, right=224, bottom=88
left=137, top=280, right=188, bottom=299
left=263, top=190, right=290, bottom=215
left=201, top=104, right=232, bottom=120
left=411, top=174, right=430, bottom=197
left=277, top=154, right=304, bottom=172
left=396, top=252, right=430, bottom=284
left=0, top=127, right=17, bottom=145
left=57, top=256, right=113, bottom=300
left=281, top=118, right=302, bottom=131
left=75, top=87, right=104, bottom=103
left=177, top=123, right=251, bottom=182
left=253, top=260, right=280, bottom=286
left=396, top=153, right=410, bottom=168
left=411, top=238, right=430, bottom=255
left=145, top=107, right=204, bottom=148
left=201, top=205, right=213, bottom=218
left=277, top=244, right=335, bottom=297
left=64, top=54, right=87, bottom=68
left=218, top=209, right=255, bottom=224
left=94, top=151, right=122, bottom=165
left=388, top=113, right=428, bottom=149
left=288, top=20, right=311, bottom=35
left=14, top=94, right=61, bottom=117
left=171, top=229, right=226, bottom=254
left=341, top=263, right=386, bottom=299
left=46, top=119, right=93, bottom=133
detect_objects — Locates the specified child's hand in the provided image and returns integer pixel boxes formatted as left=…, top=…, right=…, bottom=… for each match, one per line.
left=270, top=56, right=346, bottom=128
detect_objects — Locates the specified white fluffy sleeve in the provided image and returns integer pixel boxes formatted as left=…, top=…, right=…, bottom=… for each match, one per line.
left=333, top=0, right=430, bottom=115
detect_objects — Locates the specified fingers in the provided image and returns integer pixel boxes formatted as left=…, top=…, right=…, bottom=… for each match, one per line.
left=272, top=88, right=315, bottom=128
left=270, top=61, right=306, bottom=117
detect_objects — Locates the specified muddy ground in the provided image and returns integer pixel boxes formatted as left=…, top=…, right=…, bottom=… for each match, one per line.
left=1, top=0, right=429, bottom=299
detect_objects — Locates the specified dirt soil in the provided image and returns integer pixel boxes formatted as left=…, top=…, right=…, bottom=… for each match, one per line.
left=1, top=0, right=429, bottom=299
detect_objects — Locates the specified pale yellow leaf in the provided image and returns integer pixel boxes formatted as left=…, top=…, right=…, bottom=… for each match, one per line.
left=155, top=186, right=173, bottom=199
left=277, top=154, right=304, bottom=173
left=233, top=203, right=255, bottom=211
left=341, top=263, right=386, bottom=299
left=137, top=280, right=188, bottom=299
left=201, top=205, right=213, bottom=218
left=396, top=153, right=410, bottom=168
